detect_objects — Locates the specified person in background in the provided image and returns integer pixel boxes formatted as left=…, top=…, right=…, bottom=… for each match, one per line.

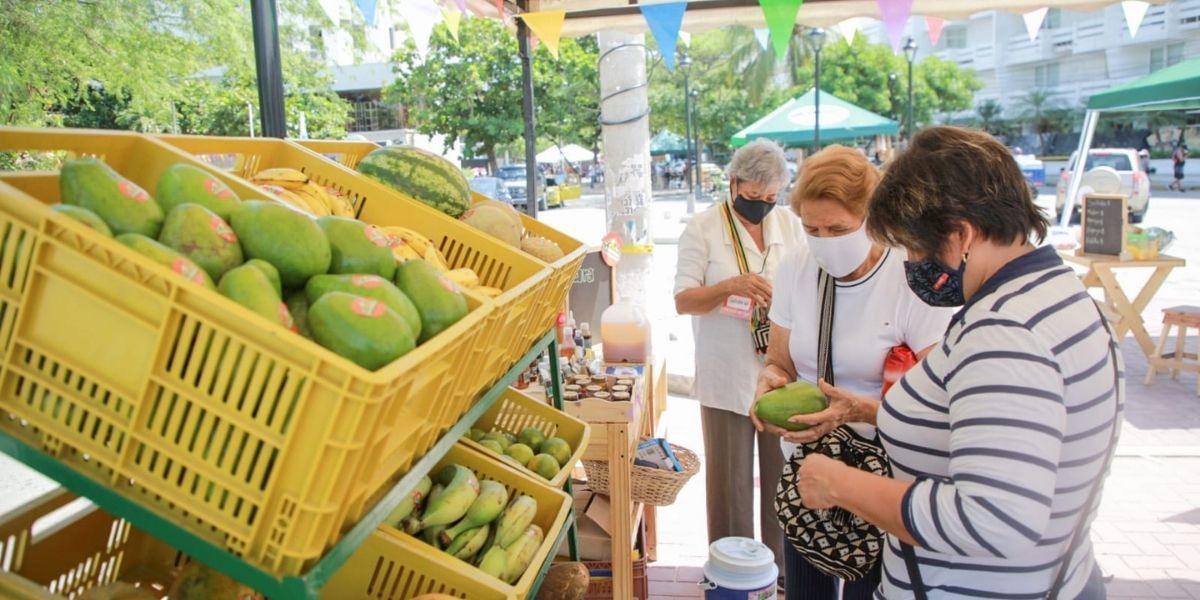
left=792, top=126, right=1121, bottom=599
left=1170, top=143, right=1189, bottom=191
left=1138, top=149, right=1151, bottom=175
left=750, top=146, right=951, bottom=600
left=674, top=139, right=804, bottom=586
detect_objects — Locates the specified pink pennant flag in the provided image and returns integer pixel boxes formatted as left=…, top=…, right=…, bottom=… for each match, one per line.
left=925, top=16, right=945, bottom=46
left=877, top=0, right=914, bottom=52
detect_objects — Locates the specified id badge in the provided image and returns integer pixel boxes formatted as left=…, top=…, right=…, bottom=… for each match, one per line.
left=721, top=294, right=753, bottom=320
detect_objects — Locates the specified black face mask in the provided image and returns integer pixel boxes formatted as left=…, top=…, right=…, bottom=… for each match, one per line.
left=904, top=256, right=967, bottom=307
left=732, top=194, right=775, bottom=225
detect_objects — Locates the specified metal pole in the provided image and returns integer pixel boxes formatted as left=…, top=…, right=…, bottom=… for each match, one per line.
left=1060, top=109, right=1100, bottom=227
left=250, top=0, right=286, bottom=138
left=906, top=59, right=914, bottom=141
left=691, top=92, right=702, bottom=206
left=683, top=69, right=693, bottom=196
left=518, top=17, right=539, bottom=218
left=813, top=49, right=822, bottom=151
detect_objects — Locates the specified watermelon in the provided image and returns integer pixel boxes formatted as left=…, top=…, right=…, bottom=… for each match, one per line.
left=357, top=146, right=471, bottom=218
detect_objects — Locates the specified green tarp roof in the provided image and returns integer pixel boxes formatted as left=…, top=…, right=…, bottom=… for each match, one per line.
left=650, top=130, right=688, bottom=156
left=1087, top=58, right=1200, bottom=112
left=731, top=89, right=899, bottom=147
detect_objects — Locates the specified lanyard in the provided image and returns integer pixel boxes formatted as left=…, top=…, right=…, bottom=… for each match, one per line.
left=720, top=202, right=771, bottom=343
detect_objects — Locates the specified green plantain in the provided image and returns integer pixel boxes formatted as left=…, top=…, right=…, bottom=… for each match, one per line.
left=494, top=494, right=538, bottom=549
left=405, top=465, right=479, bottom=534
left=476, top=546, right=509, bottom=580
left=440, top=480, right=509, bottom=545
left=445, top=523, right=490, bottom=562
left=500, top=525, right=545, bottom=584
left=385, top=475, right=432, bottom=527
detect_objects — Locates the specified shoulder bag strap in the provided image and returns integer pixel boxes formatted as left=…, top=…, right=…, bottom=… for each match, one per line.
left=816, top=269, right=835, bottom=386
left=723, top=202, right=771, bottom=354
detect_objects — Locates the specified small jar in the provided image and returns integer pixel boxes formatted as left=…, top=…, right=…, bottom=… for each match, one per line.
left=564, top=384, right=582, bottom=393
left=563, top=391, right=580, bottom=402
left=573, top=376, right=592, bottom=386
left=612, top=392, right=631, bottom=401
left=585, top=384, right=603, bottom=395
left=611, top=384, right=630, bottom=394
left=593, top=391, right=611, bottom=400
left=591, top=375, right=608, bottom=386
left=617, top=378, right=634, bottom=388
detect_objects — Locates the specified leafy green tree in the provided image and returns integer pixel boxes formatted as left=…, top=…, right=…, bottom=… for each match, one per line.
left=536, top=36, right=601, bottom=160
left=974, top=99, right=1008, bottom=135
left=1018, top=89, right=1065, bottom=154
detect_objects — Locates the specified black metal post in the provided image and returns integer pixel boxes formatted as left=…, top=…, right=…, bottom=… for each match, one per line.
left=682, top=69, right=693, bottom=195
left=250, top=0, right=286, bottom=138
left=906, top=59, right=914, bottom=141
left=518, top=18, right=539, bottom=218
left=813, top=48, right=822, bottom=151
left=690, top=90, right=701, bottom=200
left=888, top=73, right=898, bottom=120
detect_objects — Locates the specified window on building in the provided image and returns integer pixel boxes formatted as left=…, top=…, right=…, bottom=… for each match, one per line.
left=1043, top=8, right=1063, bottom=29
left=1035, top=63, right=1060, bottom=88
left=944, top=26, right=967, bottom=49
left=1150, top=43, right=1185, bottom=72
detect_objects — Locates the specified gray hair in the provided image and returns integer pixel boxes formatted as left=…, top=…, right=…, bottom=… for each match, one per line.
left=726, top=139, right=789, bottom=191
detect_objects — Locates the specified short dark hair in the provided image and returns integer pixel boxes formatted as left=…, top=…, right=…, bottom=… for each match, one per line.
left=867, top=126, right=1048, bottom=257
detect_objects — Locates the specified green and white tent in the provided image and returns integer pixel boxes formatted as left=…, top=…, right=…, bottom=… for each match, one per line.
left=1086, top=57, right=1200, bottom=113
left=730, top=89, right=899, bottom=147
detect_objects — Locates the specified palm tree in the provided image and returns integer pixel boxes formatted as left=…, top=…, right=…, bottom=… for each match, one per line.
left=1018, top=89, right=1063, bottom=155
left=728, top=26, right=813, bottom=106
left=974, top=99, right=1006, bottom=135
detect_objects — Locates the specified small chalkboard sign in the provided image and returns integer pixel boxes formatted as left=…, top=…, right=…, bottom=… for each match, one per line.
left=568, top=249, right=616, bottom=331
left=1079, top=193, right=1128, bottom=258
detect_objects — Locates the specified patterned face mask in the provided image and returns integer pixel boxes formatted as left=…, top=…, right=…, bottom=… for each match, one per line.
left=903, top=256, right=967, bottom=307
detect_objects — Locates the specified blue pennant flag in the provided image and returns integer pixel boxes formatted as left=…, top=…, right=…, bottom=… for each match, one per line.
left=355, top=0, right=378, bottom=26
left=640, top=2, right=689, bottom=71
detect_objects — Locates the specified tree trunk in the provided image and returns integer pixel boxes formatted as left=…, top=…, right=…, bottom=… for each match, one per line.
left=486, top=145, right=497, bottom=174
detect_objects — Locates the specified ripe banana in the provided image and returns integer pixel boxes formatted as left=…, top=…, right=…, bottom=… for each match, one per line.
left=327, top=188, right=355, bottom=217
left=500, top=525, right=544, bottom=584
left=379, top=226, right=432, bottom=256
left=446, top=268, right=479, bottom=290
left=385, top=475, right=433, bottom=528
left=494, top=494, right=537, bottom=549
left=251, top=168, right=308, bottom=190
left=440, top=480, right=509, bottom=545
left=390, top=240, right=422, bottom=263
left=423, top=245, right=449, bottom=272
left=294, top=182, right=333, bottom=217
left=445, top=523, right=490, bottom=561
left=476, top=546, right=508, bottom=580
left=405, top=465, right=479, bottom=534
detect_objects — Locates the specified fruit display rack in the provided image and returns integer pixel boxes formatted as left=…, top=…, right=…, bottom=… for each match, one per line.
left=0, top=329, right=579, bottom=599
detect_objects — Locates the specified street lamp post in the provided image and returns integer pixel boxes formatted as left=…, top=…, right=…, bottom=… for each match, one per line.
left=887, top=73, right=898, bottom=120
left=903, top=37, right=918, bottom=142
left=690, top=89, right=701, bottom=207
left=680, top=53, right=694, bottom=207
left=805, top=27, right=827, bottom=150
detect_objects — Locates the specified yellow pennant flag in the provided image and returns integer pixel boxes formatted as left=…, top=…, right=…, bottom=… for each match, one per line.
left=442, top=8, right=461, bottom=43
left=521, top=10, right=565, bottom=57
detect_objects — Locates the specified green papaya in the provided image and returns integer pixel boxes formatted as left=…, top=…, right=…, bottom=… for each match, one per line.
left=285, top=290, right=313, bottom=339
left=50, top=204, right=112, bottom=236
left=61, top=157, right=163, bottom=237
left=394, top=259, right=468, bottom=344
left=218, top=263, right=293, bottom=330
left=116, top=233, right=214, bottom=290
left=245, top=259, right=283, bottom=297
left=308, top=291, right=416, bottom=370
left=304, top=274, right=421, bottom=339
left=754, top=381, right=828, bottom=432
left=316, top=216, right=397, bottom=280
left=229, top=200, right=331, bottom=288
left=156, top=162, right=240, bottom=220
left=158, top=203, right=244, bottom=281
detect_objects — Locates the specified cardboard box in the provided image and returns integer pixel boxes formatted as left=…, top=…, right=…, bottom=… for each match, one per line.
left=556, top=491, right=616, bottom=561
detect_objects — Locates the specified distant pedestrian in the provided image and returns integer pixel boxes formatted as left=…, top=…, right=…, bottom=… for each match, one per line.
left=1138, top=149, right=1151, bottom=174
left=1170, top=144, right=1189, bottom=191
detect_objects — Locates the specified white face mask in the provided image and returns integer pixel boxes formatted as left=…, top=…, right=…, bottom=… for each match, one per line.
left=805, top=221, right=872, bottom=278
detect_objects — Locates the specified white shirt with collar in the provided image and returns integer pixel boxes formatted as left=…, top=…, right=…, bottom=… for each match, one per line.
left=674, top=201, right=804, bottom=416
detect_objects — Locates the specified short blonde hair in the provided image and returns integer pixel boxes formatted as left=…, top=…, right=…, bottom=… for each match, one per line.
left=726, top=139, right=790, bottom=191
left=790, top=145, right=879, bottom=218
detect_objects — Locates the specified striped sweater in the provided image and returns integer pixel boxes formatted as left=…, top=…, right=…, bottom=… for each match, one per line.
left=876, top=245, right=1124, bottom=599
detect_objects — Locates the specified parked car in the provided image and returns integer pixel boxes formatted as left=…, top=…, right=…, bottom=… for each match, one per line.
left=468, top=176, right=513, bottom=205
left=497, top=164, right=547, bottom=211
left=1013, top=153, right=1044, bottom=199
left=1056, top=148, right=1151, bottom=222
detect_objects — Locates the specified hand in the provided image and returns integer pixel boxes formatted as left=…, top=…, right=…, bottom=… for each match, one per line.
left=798, top=454, right=846, bottom=509
left=778, top=379, right=862, bottom=444
left=750, top=366, right=790, bottom=432
left=723, top=273, right=772, bottom=308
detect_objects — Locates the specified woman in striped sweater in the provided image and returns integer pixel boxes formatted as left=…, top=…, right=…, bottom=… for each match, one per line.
left=789, top=127, right=1122, bottom=599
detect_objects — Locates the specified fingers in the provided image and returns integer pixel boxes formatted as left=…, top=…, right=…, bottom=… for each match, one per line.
left=782, top=427, right=828, bottom=444
left=761, top=421, right=791, bottom=438
left=749, top=410, right=765, bottom=432
left=788, top=406, right=843, bottom=427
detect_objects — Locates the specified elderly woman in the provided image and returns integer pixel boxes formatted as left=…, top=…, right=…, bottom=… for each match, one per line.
left=674, top=139, right=802, bottom=578
left=793, top=127, right=1120, bottom=599
left=750, top=146, right=951, bottom=599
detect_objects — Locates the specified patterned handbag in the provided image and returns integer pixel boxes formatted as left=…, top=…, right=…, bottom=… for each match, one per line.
left=774, top=269, right=891, bottom=581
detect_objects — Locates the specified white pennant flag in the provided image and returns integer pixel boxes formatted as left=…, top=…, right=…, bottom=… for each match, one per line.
left=406, top=0, right=443, bottom=60
left=754, top=27, right=770, bottom=51
left=833, top=17, right=866, bottom=43
left=1122, top=1, right=1150, bottom=38
left=679, top=30, right=691, bottom=47
left=1023, top=7, right=1048, bottom=42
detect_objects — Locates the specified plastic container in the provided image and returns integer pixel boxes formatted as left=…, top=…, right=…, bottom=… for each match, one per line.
left=460, top=387, right=591, bottom=488
left=323, top=443, right=572, bottom=600
left=699, top=537, right=779, bottom=600
left=584, top=557, right=649, bottom=600
left=0, top=128, right=494, bottom=576
left=600, top=301, right=651, bottom=363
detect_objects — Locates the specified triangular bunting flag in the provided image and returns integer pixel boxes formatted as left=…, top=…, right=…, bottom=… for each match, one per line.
left=530, top=36, right=539, bottom=51
left=442, top=8, right=461, bottom=43
left=640, top=2, right=689, bottom=71
left=753, top=27, right=771, bottom=51
left=522, top=11, right=565, bottom=57
left=926, top=16, right=945, bottom=46
left=877, top=0, right=914, bottom=52
left=355, top=0, right=378, bottom=26
left=758, top=0, right=804, bottom=59
left=1023, top=7, right=1048, bottom=42
left=407, top=0, right=443, bottom=60
left=679, top=31, right=691, bottom=47
left=832, top=17, right=866, bottom=43
left=1122, top=1, right=1150, bottom=38
left=455, top=0, right=467, bottom=13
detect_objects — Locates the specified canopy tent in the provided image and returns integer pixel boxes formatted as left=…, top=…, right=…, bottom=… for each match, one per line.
left=535, top=143, right=595, bottom=163
left=650, top=130, right=688, bottom=156
left=730, top=89, right=898, bottom=147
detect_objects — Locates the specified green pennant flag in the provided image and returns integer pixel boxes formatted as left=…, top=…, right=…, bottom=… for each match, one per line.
left=759, top=0, right=803, bottom=59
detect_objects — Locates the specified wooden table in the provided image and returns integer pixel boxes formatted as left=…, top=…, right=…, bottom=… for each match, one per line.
left=1060, top=252, right=1187, bottom=357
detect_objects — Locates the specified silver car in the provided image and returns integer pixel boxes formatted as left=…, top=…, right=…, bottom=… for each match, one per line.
left=1055, top=148, right=1151, bottom=223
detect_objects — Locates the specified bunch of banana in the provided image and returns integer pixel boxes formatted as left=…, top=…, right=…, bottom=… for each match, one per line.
left=379, top=226, right=488, bottom=295
left=252, top=168, right=355, bottom=217
left=404, top=464, right=479, bottom=535
left=384, top=475, right=432, bottom=528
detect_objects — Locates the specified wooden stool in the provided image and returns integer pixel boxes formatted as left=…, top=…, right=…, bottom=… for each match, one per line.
left=1144, top=305, right=1200, bottom=396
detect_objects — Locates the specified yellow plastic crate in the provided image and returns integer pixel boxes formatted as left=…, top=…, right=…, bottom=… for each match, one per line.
left=0, top=128, right=494, bottom=576
left=323, top=443, right=572, bottom=600
left=461, top=387, right=590, bottom=489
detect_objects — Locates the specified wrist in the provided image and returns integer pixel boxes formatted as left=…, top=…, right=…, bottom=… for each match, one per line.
left=826, top=462, right=852, bottom=506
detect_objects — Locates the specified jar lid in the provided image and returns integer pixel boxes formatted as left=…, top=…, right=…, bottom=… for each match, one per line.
left=708, top=537, right=775, bottom=574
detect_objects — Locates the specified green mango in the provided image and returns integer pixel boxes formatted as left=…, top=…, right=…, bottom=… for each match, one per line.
left=285, top=290, right=312, bottom=339
left=229, top=200, right=331, bottom=288
left=754, top=381, right=829, bottom=432
left=60, top=157, right=163, bottom=237
left=317, top=216, right=396, bottom=280
left=218, top=263, right=292, bottom=330
left=304, top=274, right=421, bottom=340
left=308, top=291, right=416, bottom=370
left=116, top=233, right=214, bottom=290
left=50, top=204, right=112, bottom=236
left=394, top=259, right=468, bottom=344
left=157, top=203, right=244, bottom=281
left=155, top=162, right=240, bottom=220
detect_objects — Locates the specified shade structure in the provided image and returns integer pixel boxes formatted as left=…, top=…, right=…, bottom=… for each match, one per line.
left=1086, top=57, right=1200, bottom=113
left=650, top=130, right=688, bottom=156
left=731, top=89, right=898, bottom=147
left=536, top=143, right=595, bottom=163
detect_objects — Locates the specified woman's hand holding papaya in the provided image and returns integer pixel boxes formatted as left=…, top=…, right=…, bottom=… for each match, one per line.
left=751, top=365, right=790, bottom=435
left=781, top=379, right=873, bottom=444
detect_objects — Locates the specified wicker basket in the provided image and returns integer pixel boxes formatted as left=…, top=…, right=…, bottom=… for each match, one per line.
left=583, top=442, right=700, bottom=506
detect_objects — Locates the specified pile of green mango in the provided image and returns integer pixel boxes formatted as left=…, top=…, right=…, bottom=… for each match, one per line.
left=54, top=157, right=469, bottom=371
left=466, top=427, right=574, bottom=482
left=385, top=464, right=544, bottom=585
